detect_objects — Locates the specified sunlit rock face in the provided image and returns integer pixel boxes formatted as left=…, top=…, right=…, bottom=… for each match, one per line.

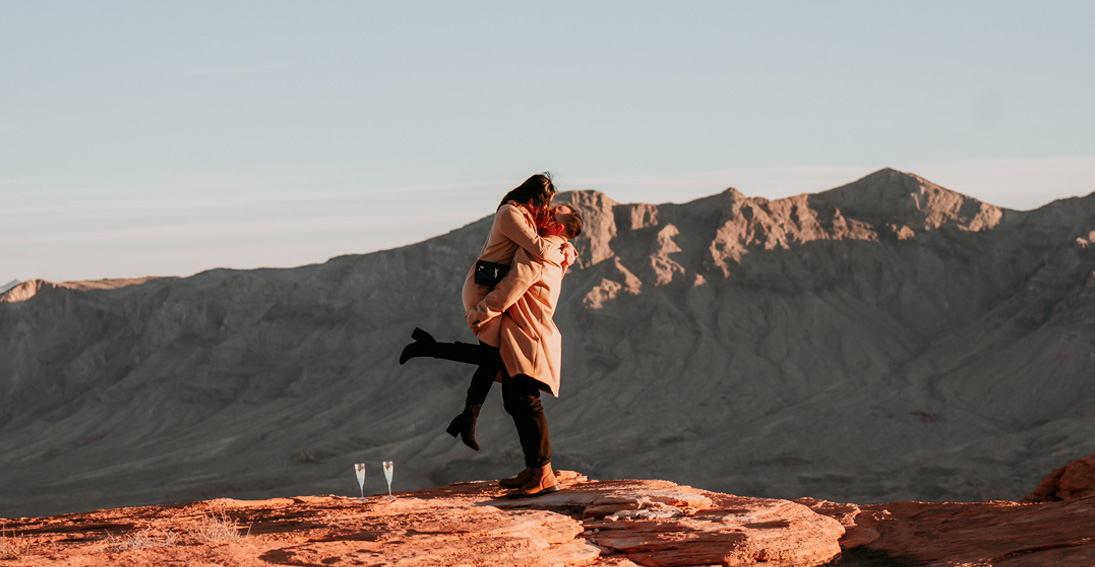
left=802, top=454, right=1095, bottom=566
left=1023, top=453, right=1095, bottom=502
left=0, top=474, right=846, bottom=567
left=3, top=168, right=1095, bottom=518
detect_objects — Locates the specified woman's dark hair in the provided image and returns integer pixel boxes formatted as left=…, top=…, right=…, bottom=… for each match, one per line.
left=499, top=172, right=557, bottom=225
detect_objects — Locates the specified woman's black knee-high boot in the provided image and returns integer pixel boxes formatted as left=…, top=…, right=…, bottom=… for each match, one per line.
left=399, top=328, right=501, bottom=451
left=399, top=328, right=496, bottom=366
left=399, top=328, right=437, bottom=365
left=446, top=347, right=501, bottom=451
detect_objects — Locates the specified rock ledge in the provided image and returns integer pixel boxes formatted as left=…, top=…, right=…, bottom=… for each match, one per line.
left=4, top=472, right=843, bottom=567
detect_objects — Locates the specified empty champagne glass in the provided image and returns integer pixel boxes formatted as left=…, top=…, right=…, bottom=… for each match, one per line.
left=354, top=463, right=367, bottom=500
left=382, top=461, right=394, bottom=498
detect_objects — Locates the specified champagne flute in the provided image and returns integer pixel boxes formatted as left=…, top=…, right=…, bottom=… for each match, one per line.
left=382, top=461, right=394, bottom=498
left=354, top=463, right=367, bottom=500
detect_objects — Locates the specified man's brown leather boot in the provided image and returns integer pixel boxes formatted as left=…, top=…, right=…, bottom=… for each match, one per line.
left=506, top=464, right=559, bottom=498
left=498, top=467, right=532, bottom=489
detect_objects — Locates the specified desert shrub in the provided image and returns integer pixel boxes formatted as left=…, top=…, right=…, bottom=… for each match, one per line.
left=0, top=528, right=22, bottom=560
left=187, top=511, right=249, bottom=542
left=105, top=528, right=180, bottom=551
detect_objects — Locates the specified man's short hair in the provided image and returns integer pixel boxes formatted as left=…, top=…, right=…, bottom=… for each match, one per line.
left=562, top=209, right=583, bottom=240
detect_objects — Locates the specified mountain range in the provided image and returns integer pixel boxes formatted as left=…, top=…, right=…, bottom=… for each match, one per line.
left=3, top=168, right=1094, bottom=518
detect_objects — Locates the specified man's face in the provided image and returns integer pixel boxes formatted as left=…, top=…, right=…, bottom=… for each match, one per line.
left=553, top=206, right=572, bottom=227
left=545, top=206, right=572, bottom=237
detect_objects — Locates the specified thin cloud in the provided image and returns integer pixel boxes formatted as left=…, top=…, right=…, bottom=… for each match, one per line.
left=2, top=182, right=493, bottom=220
left=567, top=158, right=1095, bottom=211
left=188, top=64, right=283, bottom=77
left=567, top=166, right=872, bottom=205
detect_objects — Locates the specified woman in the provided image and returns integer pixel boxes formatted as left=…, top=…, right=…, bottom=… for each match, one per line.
left=464, top=205, right=582, bottom=497
left=400, top=173, right=562, bottom=451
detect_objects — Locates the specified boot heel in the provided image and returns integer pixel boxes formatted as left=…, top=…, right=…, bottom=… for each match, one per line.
left=445, top=414, right=464, bottom=438
left=445, top=412, right=480, bottom=451
left=410, top=327, right=435, bottom=344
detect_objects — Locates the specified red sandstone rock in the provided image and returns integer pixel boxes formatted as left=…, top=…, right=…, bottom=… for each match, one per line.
left=495, top=477, right=843, bottom=567
left=1, top=473, right=843, bottom=567
left=800, top=492, right=1095, bottom=566
left=1022, top=454, right=1095, bottom=502
left=7, top=466, right=1095, bottom=567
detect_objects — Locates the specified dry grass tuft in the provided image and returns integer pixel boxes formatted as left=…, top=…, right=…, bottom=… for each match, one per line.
left=0, top=525, right=23, bottom=560
left=187, top=511, right=249, bottom=542
left=97, top=509, right=249, bottom=553
left=0, top=539, right=20, bottom=560
left=105, top=528, right=181, bottom=551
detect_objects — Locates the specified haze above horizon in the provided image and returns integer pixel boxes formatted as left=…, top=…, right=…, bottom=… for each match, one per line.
left=3, top=1, right=1093, bottom=283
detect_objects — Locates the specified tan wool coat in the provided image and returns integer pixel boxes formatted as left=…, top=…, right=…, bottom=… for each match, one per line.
left=466, top=235, right=571, bottom=397
left=461, top=202, right=557, bottom=347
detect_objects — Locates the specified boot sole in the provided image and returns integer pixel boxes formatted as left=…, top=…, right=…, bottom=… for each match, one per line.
left=505, top=484, right=560, bottom=499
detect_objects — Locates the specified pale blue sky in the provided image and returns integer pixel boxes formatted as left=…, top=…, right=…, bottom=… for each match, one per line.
left=3, top=1, right=1094, bottom=283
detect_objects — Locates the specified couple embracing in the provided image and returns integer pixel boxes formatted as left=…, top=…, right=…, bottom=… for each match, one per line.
left=400, top=173, right=583, bottom=498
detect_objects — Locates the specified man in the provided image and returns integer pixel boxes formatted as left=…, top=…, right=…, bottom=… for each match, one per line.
left=466, top=205, right=583, bottom=497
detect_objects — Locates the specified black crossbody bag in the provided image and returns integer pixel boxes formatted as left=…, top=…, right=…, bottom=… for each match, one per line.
left=474, top=260, right=510, bottom=286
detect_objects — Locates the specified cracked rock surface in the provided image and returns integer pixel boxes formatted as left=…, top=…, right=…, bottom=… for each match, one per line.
left=7, top=466, right=1095, bottom=566
left=3, top=472, right=843, bottom=567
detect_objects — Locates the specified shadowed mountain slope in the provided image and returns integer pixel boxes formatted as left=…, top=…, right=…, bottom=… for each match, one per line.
left=3, top=168, right=1095, bottom=518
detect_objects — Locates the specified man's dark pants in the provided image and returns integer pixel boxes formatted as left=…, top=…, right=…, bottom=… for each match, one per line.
left=501, top=369, right=552, bottom=469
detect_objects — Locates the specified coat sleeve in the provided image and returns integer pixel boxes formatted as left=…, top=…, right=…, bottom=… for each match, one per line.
left=560, top=242, right=577, bottom=276
left=467, top=249, right=541, bottom=331
left=496, top=204, right=555, bottom=261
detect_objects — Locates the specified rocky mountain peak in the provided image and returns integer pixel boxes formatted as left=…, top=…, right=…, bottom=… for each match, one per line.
left=814, top=167, right=1006, bottom=232
left=0, top=279, right=52, bottom=303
